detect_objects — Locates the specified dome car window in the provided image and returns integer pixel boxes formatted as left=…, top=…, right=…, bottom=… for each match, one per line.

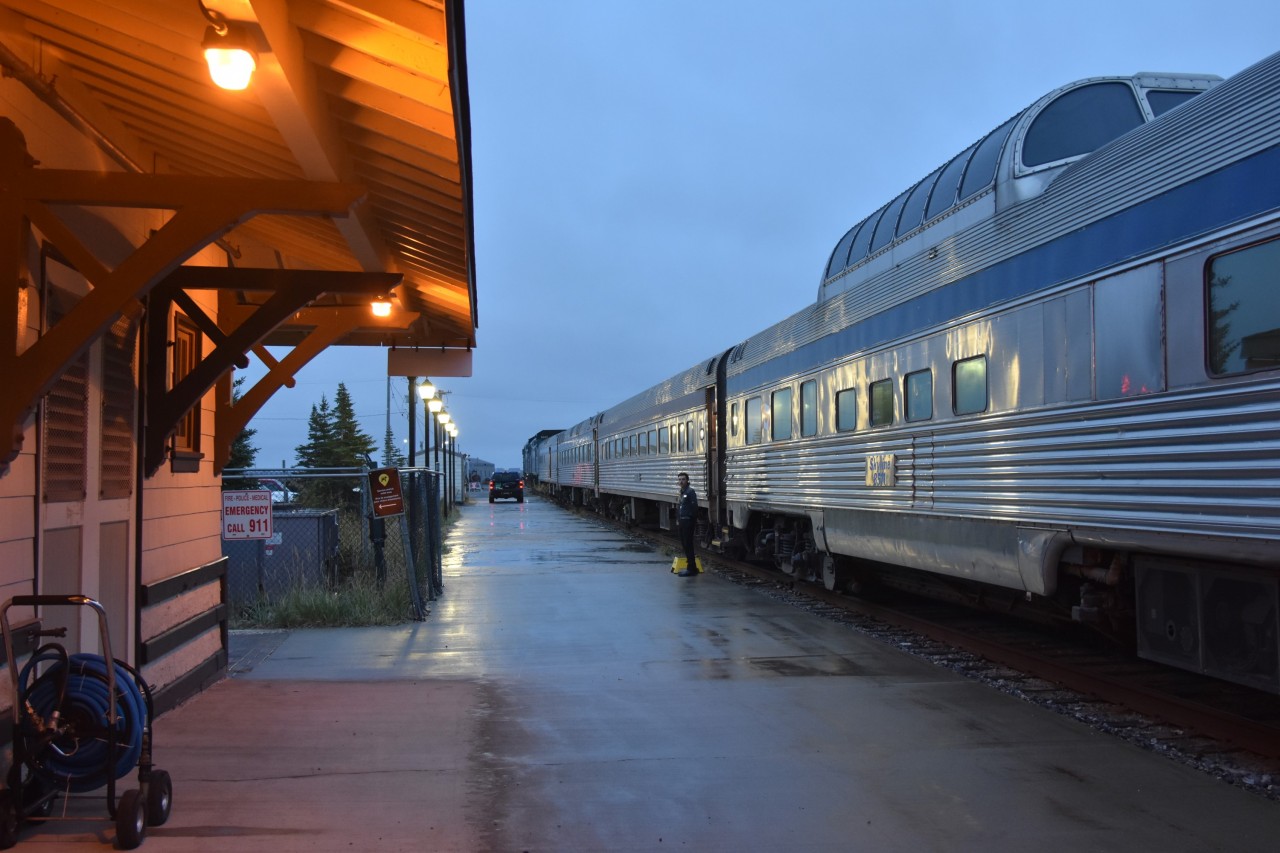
left=1023, top=82, right=1143, bottom=168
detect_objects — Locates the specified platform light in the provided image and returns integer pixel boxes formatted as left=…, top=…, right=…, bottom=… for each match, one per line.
left=198, top=3, right=258, bottom=91
left=428, top=398, right=444, bottom=414
left=417, top=380, right=436, bottom=401
left=437, top=411, right=452, bottom=426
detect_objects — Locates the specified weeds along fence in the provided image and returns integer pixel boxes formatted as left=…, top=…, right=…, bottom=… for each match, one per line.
left=221, top=467, right=448, bottom=623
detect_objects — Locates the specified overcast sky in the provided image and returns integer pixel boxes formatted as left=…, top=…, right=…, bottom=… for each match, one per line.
left=239, top=0, right=1280, bottom=472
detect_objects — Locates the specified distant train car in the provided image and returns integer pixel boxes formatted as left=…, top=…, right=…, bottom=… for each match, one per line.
left=536, top=51, right=1280, bottom=693
left=593, top=359, right=721, bottom=528
left=522, top=429, right=562, bottom=486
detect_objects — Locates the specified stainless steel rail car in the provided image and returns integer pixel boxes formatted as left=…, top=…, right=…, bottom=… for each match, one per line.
left=592, top=359, right=720, bottom=528
left=536, top=51, right=1280, bottom=692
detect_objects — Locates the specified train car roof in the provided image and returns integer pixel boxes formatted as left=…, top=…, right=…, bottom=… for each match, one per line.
left=819, top=69, right=1221, bottom=301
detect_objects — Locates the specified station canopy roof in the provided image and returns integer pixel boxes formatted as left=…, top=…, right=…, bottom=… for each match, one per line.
left=0, top=0, right=476, bottom=349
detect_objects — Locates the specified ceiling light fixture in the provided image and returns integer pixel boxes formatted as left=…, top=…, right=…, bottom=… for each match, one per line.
left=198, top=2, right=258, bottom=91
left=370, top=296, right=393, bottom=318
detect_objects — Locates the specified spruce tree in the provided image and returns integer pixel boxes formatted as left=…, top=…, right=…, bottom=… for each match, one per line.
left=331, top=382, right=376, bottom=466
left=226, top=377, right=259, bottom=475
left=382, top=424, right=407, bottom=468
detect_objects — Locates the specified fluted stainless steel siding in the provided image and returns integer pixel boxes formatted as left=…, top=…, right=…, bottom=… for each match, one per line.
left=727, top=380, right=1280, bottom=573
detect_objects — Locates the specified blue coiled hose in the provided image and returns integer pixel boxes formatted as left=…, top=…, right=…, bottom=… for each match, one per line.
left=19, top=650, right=147, bottom=792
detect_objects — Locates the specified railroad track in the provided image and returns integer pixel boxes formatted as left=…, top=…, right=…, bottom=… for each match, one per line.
left=559, top=501, right=1280, bottom=799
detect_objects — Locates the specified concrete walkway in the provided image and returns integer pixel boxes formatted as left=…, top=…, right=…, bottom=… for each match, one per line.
left=18, top=496, right=1280, bottom=850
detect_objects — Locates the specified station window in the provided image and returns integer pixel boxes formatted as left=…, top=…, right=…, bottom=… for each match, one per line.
left=1207, top=238, right=1280, bottom=375
left=836, top=388, right=857, bottom=432
left=869, top=379, right=893, bottom=427
left=659, top=426, right=669, bottom=453
left=905, top=369, right=933, bottom=422
left=171, top=314, right=202, bottom=465
left=745, top=397, right=763, bottom=445
left=800, top=380, right=817, bottom=437
left=953, top=355, right=988, bottom=415
left=772, top=387, right=793, bottom=440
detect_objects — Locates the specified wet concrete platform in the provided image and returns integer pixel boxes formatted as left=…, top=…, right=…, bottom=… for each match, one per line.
left=21, top=495, right=1280, bottom=850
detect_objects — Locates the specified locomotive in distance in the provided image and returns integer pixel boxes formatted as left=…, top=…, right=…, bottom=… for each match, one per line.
left=524, top=49, right=1280, bottom=694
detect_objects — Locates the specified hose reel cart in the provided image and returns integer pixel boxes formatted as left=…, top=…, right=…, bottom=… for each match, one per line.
left=0, top=595, right=173, bottom=849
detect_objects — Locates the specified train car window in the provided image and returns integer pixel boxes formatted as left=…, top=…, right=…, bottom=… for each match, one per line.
left=1146, top=90, right=1200, bottom=117
left=953, top=356, right=988, bottom=415
left=825, top=223, right=861, bottom=279
left=1023, top=82, right=1143, bottom=168
left=1207, top=238, right=1280, bottom=375
left=745, top=397, right=763, bottom=445
left=959, top=117, right=1017, bottom=201
left=630, top=434, right=637, bottom=456
left=896, top=167, right=943, bottom=239
left=905, top=370, right=933, bottom=422
left=639, top=431, right=649, bottom=455
left=869, top=379, right=894, bottom=427
left=848, top=206, right=886, bottom=266
left=772, top=387, right=793, bottom=440
left=800, top=380, right=817, bottom=437
left=648, top=429, right=656, bottom=452
left=659, top=426, right=669, bottom=454
left=686, top=420, right=694, bottom=449
left=731, top=402, right=739, bottom=437
left=870, top=188, right=911, bottom=254
left=1096, top=267, right=1165, bottom=397
left=836, top=389, right=857, bottom=431
left=925, top=141, right=978, bottom=222
left=677, top=423, right=685, bottom=452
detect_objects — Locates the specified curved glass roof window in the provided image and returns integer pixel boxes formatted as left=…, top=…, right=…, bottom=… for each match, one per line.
left=870, top=187, right=912, bottom=253
left=1147, top=89, right=1201, bottom=116
left=1022, top=82, right=1143, bottom=168
left=895, top=165, right=943, bottom=240
left=848, top=206, right=886, bottom=266
left=958, top=116, right=1018, bottom=201
left=925, top=141, right=978, bottom=222
left=825, top=223, right=861, bottom=279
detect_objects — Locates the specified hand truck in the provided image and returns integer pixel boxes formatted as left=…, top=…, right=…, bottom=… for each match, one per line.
left=0, top=595, right=173, bottom=849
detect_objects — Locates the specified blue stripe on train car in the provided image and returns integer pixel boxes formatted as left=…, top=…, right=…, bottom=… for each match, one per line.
left=728, top=143, right=1280, bottom=395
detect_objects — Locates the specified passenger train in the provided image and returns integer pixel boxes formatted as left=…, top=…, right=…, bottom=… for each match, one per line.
left=524, top=51, right=1280, bottom=693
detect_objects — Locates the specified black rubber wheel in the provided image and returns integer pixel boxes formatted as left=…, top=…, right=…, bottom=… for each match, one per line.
left=146, top=769, right=173, bottom=826
left=516, top=496, right=524, bottom=503
left=115, top=789, right=146, bottom=850
left=488, top=496, right=494, bottom=503
left=0, top=789, right=19, bottom=850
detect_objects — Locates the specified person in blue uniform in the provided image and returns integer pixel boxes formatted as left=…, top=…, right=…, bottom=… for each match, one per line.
left=676, top=472, right=699, bottom=577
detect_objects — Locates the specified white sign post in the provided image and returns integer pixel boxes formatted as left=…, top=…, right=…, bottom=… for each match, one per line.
left=222, top=490, right=274, bottom=540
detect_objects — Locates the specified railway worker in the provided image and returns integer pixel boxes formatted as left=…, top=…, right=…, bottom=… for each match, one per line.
left=676, top=472, right=699, bottom=577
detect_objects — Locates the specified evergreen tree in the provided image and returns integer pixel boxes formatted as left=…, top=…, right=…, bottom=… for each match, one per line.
left=226, top=377, right=259, bottom=474
left=331, top=382, right=377, bottom=466
left=382, top=424, right=407, bottom=468
left=295, top=394, right=335, bottom=468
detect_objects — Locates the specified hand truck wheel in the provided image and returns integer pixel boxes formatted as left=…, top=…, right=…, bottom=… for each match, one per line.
left=115, top=789, right=146, bottom=850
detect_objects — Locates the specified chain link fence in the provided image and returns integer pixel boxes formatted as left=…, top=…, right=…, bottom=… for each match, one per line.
left=222, top=467, right=447, bottom=622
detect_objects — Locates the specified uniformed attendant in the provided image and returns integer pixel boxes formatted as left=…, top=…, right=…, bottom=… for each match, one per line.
left=676, top=472, right=699, bottom=577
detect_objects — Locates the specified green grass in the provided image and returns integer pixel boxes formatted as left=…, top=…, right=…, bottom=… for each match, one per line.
left=232, top=570, right=415, bottom=628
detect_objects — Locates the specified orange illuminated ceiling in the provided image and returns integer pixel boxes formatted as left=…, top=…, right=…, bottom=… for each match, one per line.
left=0, top=0, right=476, bottom=349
